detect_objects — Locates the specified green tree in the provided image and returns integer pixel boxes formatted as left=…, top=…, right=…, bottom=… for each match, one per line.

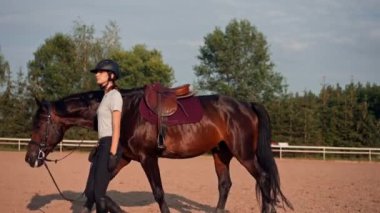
left=267, top=93, right=295, bottom=143
left=2, top=21, right=177, bottom=139
left=0, top=52, right=32, bottom=137
left=5, top=69, right=33, bottom=137
left=99, top=21, right=122, bottom=59
left=357, top=83, right=380, bottom=120
left=72, top=19, right=97, bottom=73
left=298, top=91, right=322, bottom=145
left=112, top=44, right=174, bottom=88
left=71, top=20, right=123, bottom=91
left=0, top=52, right=9, bottom=86
left=355, top=83, right=380, bottom=147
left=28, top=20, right=126, bottom=100
left=71, top=19, right=99, bottom=93
left=28, top=33, right=81, bottom=100
left=194, top=19, right=285, bottom=102
left=0, top=53, right=13, bottom=136
left=269, top=90, right=322, bottom=145
left=341, top=83, right=361, bottom=146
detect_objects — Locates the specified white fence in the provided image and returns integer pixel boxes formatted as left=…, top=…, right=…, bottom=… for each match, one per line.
left=0, top=137, right=97, bottom=152
left=271, top=144, right=380, bottom=161
left=1, top=137, right=380, bottom=161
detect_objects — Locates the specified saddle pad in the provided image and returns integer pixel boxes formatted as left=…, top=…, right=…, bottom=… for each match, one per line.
left=139, top=96, right=204, bottom=126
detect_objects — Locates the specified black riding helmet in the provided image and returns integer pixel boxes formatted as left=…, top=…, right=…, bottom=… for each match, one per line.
left=90, top=59, right=120, bottom=80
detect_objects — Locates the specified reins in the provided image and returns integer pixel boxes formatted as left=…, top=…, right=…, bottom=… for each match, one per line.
left=43, top=162, right=85, bottom=202
left=43, top=139, right=87, bottom=202
left=44, top=140, right=85, bottom=163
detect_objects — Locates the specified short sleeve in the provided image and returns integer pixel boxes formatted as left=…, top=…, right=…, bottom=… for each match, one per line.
left=110, top=90, right=123, bottom=112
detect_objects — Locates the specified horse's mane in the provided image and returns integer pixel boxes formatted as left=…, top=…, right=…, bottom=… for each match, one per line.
left=120, top=87, right=145, bottom=108
left=53, top=87, right=145, bottom=116
left=120, top=87, right=145, bottom=98
left=52, top=90, right=102, bottom=116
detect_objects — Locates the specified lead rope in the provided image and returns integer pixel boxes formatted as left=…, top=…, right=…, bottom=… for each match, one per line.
left=43, top=162, right=85, bottom=202
left=45, top=139, right=85, bottom=163
left=43, top=139, right=88, bottom=202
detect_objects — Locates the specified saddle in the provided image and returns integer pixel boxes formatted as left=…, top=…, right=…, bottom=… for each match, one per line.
left=142, top=83, right=197, bottom=150
left=144, top=83, right=193, bottom=117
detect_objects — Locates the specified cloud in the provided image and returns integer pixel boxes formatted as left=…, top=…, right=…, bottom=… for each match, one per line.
left=273, top=38, right=310, bottom=53
left=369, top=29, right=380, bottom=40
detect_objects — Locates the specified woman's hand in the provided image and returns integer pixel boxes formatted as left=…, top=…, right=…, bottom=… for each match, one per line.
left=108, top=152, right=119, bottom=171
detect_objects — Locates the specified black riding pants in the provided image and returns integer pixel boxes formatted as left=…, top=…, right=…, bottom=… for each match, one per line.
left=84, top=136, right=115, bottom=208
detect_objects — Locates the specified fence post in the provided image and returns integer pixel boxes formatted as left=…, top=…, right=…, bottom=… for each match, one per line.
left=369, top=149, right=372, bottom=162
left=323, top=147, right=326, bottom=160
left=280, top=146, right=282, bottom=159
left=60, top=141, right=63, bottom=152
left=18, top=139, right=21, bottom=151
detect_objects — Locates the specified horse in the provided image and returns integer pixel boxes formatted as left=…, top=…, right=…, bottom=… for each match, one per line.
left=25, top=87, right=293, bottom=213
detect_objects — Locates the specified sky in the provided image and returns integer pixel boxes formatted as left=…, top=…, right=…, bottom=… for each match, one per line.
left=1, top=0, right=380, bottom=93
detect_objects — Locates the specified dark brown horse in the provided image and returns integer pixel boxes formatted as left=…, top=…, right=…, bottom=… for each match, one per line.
left=25, top=87, right=292, bottom=213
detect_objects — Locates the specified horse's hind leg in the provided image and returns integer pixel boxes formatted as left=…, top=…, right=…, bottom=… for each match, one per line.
left=140, top=155, right=170, bottom=213
left=212, top=143, right=233, bottom=212
left=237, top=156, right=274, bottom=213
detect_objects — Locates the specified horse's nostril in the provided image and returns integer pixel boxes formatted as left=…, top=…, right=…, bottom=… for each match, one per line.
left=25, top=154, right=37, bottom=167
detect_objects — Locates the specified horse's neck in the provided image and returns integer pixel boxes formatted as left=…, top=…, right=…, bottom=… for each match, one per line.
left=61, top=107, right=97, bottom=129
left=56, top=88, right=143, bottom=130
left=55, top=92, right=102, bottom=130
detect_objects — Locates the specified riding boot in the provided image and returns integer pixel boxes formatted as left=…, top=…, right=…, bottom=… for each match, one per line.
left=84, top=199, right=94, bottom=210
left=105, top=196, right=126, bottom=213
left=96, top=197, right=108, bottom=213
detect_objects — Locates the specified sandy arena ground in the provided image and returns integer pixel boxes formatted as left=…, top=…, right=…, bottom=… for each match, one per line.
left=1, top=151, right=380, bottom=213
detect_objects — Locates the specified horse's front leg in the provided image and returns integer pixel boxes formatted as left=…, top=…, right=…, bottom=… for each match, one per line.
left=140, top=155, right=170, bottom=213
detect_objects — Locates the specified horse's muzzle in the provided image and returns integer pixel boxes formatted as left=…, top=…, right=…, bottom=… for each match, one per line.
left=25, top=151, right=44, bottom=168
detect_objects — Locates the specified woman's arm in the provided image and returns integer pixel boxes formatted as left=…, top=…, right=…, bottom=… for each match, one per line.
left=110, top=110, right=121, bottom=155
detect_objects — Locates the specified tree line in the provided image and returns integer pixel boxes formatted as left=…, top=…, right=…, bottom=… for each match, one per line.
left=1, top=19, right=379, bottom=147
left=266, top=83, right=380, bottom=147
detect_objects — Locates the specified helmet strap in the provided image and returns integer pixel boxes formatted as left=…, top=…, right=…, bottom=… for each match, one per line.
left=98, top=72, right=116, bottom=92
left=99, top=81, right=113, bottom=92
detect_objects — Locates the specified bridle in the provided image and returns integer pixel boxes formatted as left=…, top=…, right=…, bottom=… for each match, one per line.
left=29, top=101, right=60, bottom=162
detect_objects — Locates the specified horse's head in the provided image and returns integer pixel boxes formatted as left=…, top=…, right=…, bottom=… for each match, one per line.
left=25, top=91, right=104, bottom=167
left=25, top=100, right=65, bottom=167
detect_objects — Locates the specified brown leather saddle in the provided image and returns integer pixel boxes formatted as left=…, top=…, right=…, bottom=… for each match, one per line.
left=143, top=83, right=194, bottom=150
left=144, top=83, right=193, bottom=117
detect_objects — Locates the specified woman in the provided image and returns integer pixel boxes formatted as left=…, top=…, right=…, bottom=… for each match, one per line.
left=82, top=59, right=124, bottom=213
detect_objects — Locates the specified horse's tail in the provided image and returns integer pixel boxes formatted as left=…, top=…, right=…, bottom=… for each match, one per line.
left=251, top=102, right=293, bottom=210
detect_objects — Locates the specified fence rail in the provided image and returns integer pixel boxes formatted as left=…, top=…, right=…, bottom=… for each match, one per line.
left=271, top=144, right=380, bottom=161
left=0, top=137, right=97, bottom=152
left=1, top=138, right=380, bottom=161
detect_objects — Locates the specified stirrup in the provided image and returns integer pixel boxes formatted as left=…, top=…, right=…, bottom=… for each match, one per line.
left=157, top=143, right=166, bottom=150
left=157, top=133, right=166, bottom=150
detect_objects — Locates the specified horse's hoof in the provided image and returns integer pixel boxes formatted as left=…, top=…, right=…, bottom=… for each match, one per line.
left=157, top=144, right=166, bottom=150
